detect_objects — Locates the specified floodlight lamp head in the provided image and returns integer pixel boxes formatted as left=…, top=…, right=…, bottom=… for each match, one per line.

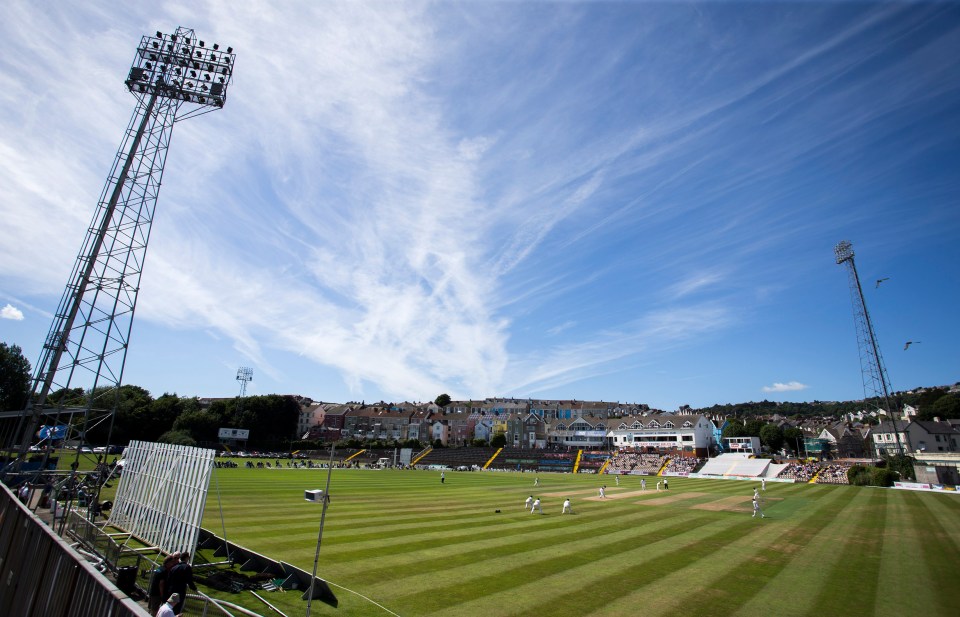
left=305, top=489, right=328, bottom=503
left=834, top=240, right=854, bottom=264
left=128, top=27, right=236, bottom=108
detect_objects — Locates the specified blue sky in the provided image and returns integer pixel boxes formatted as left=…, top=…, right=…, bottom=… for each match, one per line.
left=1, top=1, right=957, bottom=410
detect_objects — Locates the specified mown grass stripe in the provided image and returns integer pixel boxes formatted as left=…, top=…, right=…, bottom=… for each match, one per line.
left=713, top=487, right=870, bottom=617
left=420, top=519, right=744, bottom=617
left=384, top=514, right=719, bottom=615
left=323, top=504, right=683, bottom=579
left=907, top=493, right=960, bottom=616
left=355, top=507, right=683, bottom=581
left=186, top=470, right=960, bottom=617
left=504, top=519, right=763, bottom=617
left=916, top=493, right=960, bottom=555
left=873, top=493, right=938, bottom=617
left=643, top=485, right=861, bottom=617
left=806, top=488, right=886, bottom=616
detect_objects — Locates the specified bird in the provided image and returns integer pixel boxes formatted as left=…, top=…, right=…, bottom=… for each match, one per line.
left=876, top=278, right=889, bottom=288
left=904, top=341, right=921, bottom=350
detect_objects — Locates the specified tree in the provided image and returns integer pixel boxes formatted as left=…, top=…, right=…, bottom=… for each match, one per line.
left=883, top=453, right=915, bottom=481
left=435, top=393, right=451, bottom=407
left=759, top=424, right=784, bottom=453
left=743, top=419, right=766, bottom=437
left=158, top=429, right=197, bottom=447
left=929, top=394, right=960, bottom=420
left=86, top=384, right=155, bottom=444
left=783, top=427, right=804, bottom=456
left=0, top=342, right=32, bottom=412
left=490, top=433, right=506, bottom=449
left=172, top=409, right=222, bottom=444
left=721, top=422, right=746, bottom=440
left=231, top=395, right=301, bottom=449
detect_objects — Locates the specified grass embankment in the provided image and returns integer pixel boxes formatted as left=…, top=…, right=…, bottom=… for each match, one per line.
left=185, top=468, right=959, bottom=617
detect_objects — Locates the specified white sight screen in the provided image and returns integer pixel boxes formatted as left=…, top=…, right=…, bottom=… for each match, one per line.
left=108, top=440, right=216, bottom=557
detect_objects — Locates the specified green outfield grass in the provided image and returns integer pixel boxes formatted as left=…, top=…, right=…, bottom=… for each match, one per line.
left=191, top=467, right=958, bottom=617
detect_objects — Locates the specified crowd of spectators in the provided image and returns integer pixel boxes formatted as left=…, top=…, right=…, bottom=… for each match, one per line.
left=216, top=459, right=353, bottom=470
left=666, top=457, right=704, bottom=474
left=777, top=463, right=819, bottom=482
left=815, top=464, right=851, bottom=485
left=776, top=462, right=852, bottom=484
left=607, top=452, right=666, bottom=474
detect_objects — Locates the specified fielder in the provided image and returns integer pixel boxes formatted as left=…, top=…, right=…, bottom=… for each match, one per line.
left=562, top=498, right=573, bottom=514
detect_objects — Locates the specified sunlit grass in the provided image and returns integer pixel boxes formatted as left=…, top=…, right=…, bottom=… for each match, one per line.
left=174, top=468, right=960, bottom=617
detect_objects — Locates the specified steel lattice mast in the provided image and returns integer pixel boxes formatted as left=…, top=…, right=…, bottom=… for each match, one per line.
left=8, top=27, right=236, bottom=472
left=236, top=366, right=253, bottom=414
left=834, top=240, right=904, bottom=455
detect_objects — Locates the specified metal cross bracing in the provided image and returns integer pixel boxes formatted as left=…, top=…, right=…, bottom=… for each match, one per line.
left=5, top=27, right=236, bottom=475
left=834, top=240, right=904, bottom=455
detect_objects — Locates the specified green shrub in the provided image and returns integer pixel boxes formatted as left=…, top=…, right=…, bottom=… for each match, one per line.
left=846, top=464, right=896, bottom=487
left=847, top=465, right=871, bottom=486
left=869, top=467, right=896, bottom=487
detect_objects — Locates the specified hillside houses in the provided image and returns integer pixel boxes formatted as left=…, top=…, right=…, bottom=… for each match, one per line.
left=296, top=398, right=722, bottom=455
left=289, top=395, right=960, bottom=462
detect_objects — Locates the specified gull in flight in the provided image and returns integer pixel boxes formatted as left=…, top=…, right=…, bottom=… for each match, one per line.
left=876, top=278, right=889, bottom=288
left=904, top=341, right=921, bottom=350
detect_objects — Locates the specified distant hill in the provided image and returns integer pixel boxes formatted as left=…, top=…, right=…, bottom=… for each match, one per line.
left=690, top=384, right=958, bottom=420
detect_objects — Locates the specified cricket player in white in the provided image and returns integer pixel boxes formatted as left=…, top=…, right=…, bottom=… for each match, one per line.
left=531, top=498, right=542, bottom=514
left=525, top=495, right=533, bottom=510
left=562, top=498, right=572, bottom=514
left=752, top=496, right=765, bottom=518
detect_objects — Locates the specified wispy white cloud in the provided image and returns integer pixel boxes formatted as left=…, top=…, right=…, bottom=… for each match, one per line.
left=664, top=270, right=728, bottom=301
left=2, top=1, right=957, bottom=407
left=762, top=381, right=809, bottom=393
left=1, top=304, right=24, bottom=321
left=504, top=303, right=735, bottom=396
left=547, top=321, right=576, bottom=336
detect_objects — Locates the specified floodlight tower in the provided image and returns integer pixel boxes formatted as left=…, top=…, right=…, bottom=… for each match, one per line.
left=9, top=28, right=236, bottom=471
left=834, top=240, right=904, bottom=455
left=236, top=366, right=253, bottom=413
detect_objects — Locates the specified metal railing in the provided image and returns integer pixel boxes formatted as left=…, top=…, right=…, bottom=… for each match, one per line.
left=0, top=483, right=150, bottom=616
